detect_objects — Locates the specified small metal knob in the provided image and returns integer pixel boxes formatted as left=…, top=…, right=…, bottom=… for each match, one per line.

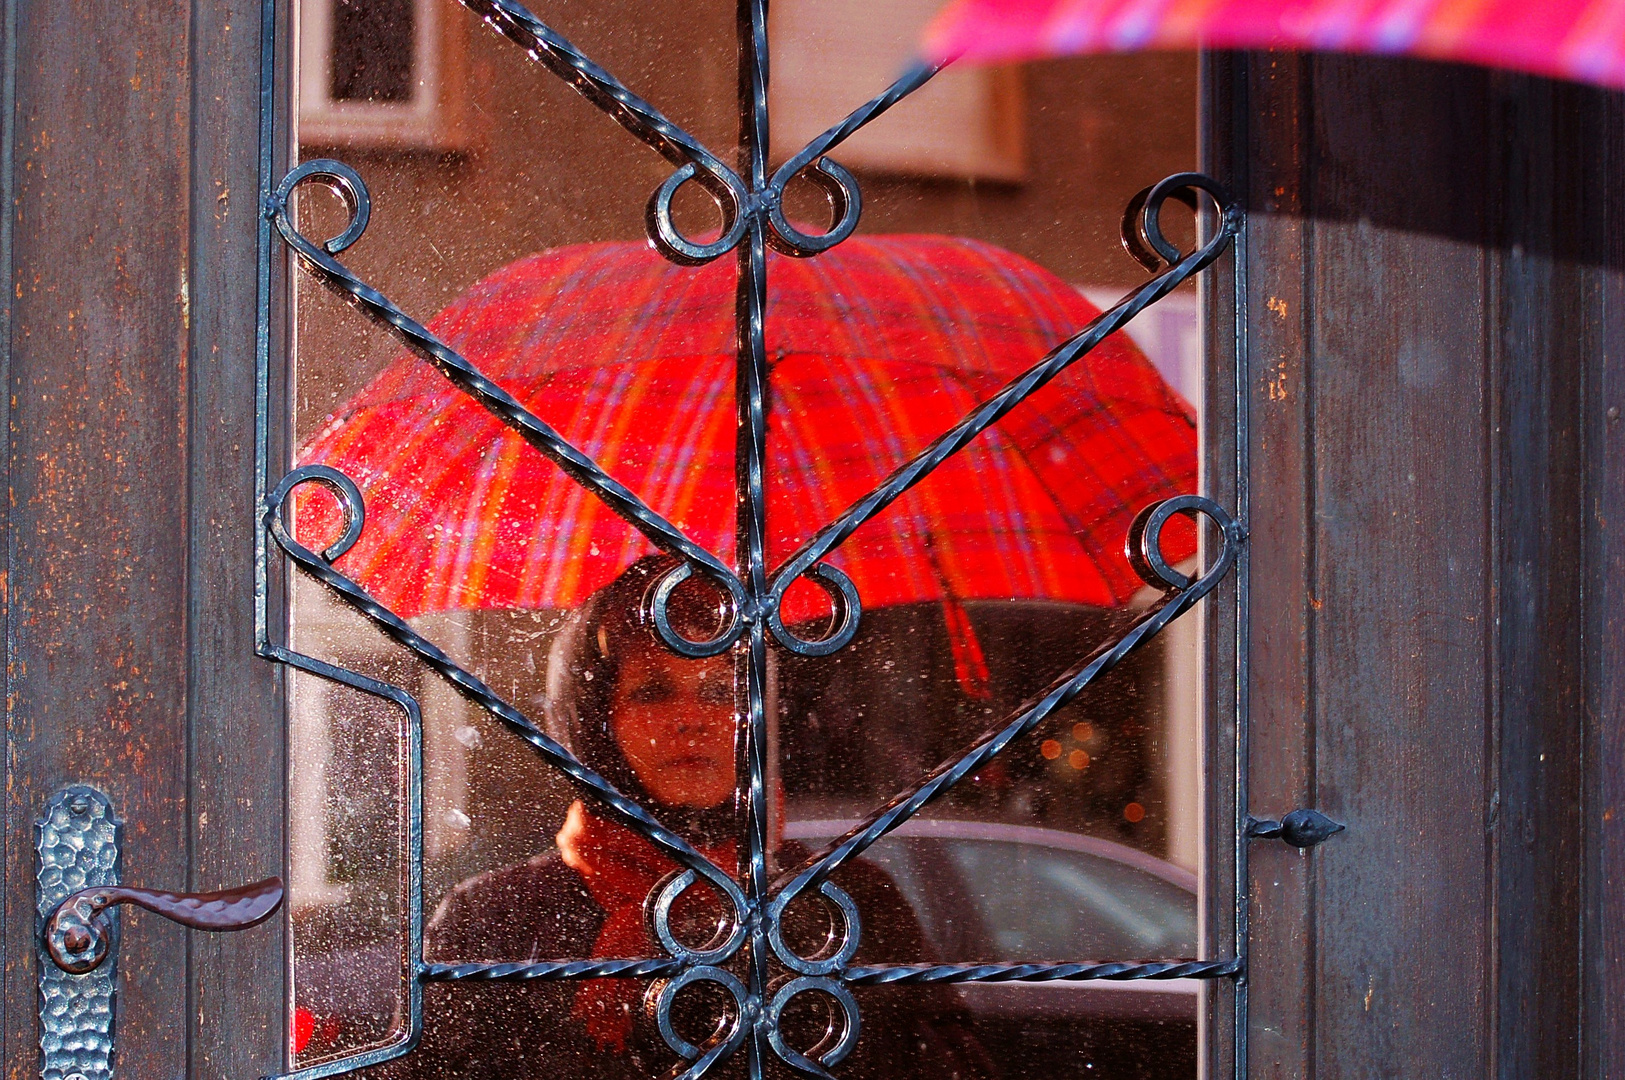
left=1247, top=809, right=1345, bottom=849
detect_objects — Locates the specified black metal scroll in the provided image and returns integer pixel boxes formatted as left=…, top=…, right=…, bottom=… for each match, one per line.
left=253, top=0, right=1249, bottom=1078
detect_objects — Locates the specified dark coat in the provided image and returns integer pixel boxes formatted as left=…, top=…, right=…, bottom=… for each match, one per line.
left=388, top=843, right=995, bottom=1080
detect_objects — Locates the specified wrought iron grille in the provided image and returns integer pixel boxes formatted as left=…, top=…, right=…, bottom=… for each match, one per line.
left=251, top=2, right=1249, bottom=1078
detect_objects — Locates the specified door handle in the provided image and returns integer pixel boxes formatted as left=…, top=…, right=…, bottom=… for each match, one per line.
left=36, top=786, right=282, bottom=1080
left=44, top=877, right=284, bottom=975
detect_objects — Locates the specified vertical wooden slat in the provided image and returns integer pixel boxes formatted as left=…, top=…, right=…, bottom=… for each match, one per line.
left=2, top=3, right=193, bottom=1079
left=1306, top=56, right=1495, bottom=1080
left=186, top=0, right=284, bottom=1074
left=1239, top=48, right=1317, bottom=1080
left=1199, top=48, right=1243, bottom=1080
left=1582, top=84, right=1625, bottom=1080
left=1491, top=73, right=1585, bottom=1080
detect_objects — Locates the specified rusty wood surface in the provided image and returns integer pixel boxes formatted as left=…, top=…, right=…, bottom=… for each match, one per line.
left=1228, top=54, right=1622, bottom=1080
left=3, top=1, right=194, bottom=1078
left=186, top=0, right=285, bottom=1075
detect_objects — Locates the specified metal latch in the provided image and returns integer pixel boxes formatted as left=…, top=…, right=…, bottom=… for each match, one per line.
left=1246, top=808, right=1345, bottom=848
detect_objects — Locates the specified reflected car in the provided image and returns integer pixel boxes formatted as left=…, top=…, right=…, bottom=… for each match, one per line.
left=294, top=818, right=1200, bottom=1077
left=785, top=817, right=1200, bottom=1080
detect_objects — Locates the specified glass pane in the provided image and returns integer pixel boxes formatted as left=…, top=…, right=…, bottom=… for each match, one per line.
left=283, top=0, right=1208, bottom=1075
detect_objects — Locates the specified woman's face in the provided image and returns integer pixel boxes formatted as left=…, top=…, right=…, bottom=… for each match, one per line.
left=609, top=643, right=735, bottom=808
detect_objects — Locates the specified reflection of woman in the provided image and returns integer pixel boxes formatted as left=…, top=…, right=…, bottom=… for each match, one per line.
left=401, top=557, right=994, bottom=1080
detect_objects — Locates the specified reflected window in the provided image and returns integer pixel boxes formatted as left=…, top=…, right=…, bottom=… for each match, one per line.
left=298, top=0, right=471, bottom=150
left=769, top=0, right=1025, bottom=180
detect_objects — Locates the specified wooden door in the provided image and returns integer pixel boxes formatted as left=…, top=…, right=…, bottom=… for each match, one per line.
left=0, top=1, right=286, bottom=1079
left=1206, top=51, right=1625, bottom=1080
left=7, top=7, right=1625, bottom=1080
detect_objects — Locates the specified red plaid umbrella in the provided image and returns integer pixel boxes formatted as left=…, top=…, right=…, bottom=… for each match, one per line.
left=296, top=235, right=1197, bottom=635
left=923, top=0, right=1625, bottom=88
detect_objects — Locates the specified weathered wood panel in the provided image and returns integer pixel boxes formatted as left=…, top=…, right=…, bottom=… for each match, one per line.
left=1581, top=84, right=1625, bottom=1080
left=1221, top=53, right=1616, bottom=1080
left=1198, top=49, right=1244, bottom=1079
left=186, top=0, right=286, bottom=1074
left=2, top=2, right=194, bottom=1078
left=1306, top=56, right=1495, bottom=1080
left=1489, top=74, right=1586, bottom=1080
left=1239, top=50, right=1316, bottom=1080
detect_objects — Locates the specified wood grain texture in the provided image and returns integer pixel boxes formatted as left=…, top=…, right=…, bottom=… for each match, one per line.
left=1198, top=49, right=1244, bottom=1080
left=1223, top=54, right=1621, bottom=1080
left=2, top=1, right=193, bottom=1078
left=1489, top=74, right=1586, bottom=1080
left=186, top=0, right=286, bottom=1075
left=1581, top=85, right=1625, bottom=1080
left=1238, top=50, right=1316, bottom=1080
left=1307, top=56, right=1495, bottom=1080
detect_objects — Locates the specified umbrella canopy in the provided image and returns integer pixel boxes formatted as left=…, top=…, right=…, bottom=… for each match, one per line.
left=295, top=235, right=1197, bottom=624
left=923, top=0, right=1625, bottom=89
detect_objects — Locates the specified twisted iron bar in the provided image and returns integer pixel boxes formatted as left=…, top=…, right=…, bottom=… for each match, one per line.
left=423, top=958, right=684, bottom=981
left=736, top=7, right=777, bottom=1073
left=770, top=497, right=1243, bottom=914
left=263, top=466, right=750, bottom=956
left=258, top=0, right=1247, bottom=1075
left=845, top=959, right=1242, bottom=986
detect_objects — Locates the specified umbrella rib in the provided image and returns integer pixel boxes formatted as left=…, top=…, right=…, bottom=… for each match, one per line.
left=767, top=214, right=1235, bottom=602
left=274, top=206, right=744, bottom=603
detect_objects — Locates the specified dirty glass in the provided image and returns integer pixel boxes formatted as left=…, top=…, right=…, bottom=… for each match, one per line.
left=279, top=1, right=1213, bottom=1077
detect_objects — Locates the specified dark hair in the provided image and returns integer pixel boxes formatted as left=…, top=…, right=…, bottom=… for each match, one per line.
left=544, top=554, right=737, bottom=839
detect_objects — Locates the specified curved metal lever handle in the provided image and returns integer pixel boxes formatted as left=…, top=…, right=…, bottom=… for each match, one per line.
left=43, top=877, right=283, bottom=974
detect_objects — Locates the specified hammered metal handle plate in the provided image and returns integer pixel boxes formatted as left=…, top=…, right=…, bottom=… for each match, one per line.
left=36, top=787, right=121, bottom=1080
left=35, top=786, right=285, bottom=1080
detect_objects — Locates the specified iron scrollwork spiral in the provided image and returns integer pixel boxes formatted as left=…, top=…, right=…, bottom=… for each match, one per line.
left=253, top=0, right=1247, bottom=1075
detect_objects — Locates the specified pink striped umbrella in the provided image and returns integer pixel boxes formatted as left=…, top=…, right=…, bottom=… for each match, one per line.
left=923, top=0, right=1625, bottom=88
